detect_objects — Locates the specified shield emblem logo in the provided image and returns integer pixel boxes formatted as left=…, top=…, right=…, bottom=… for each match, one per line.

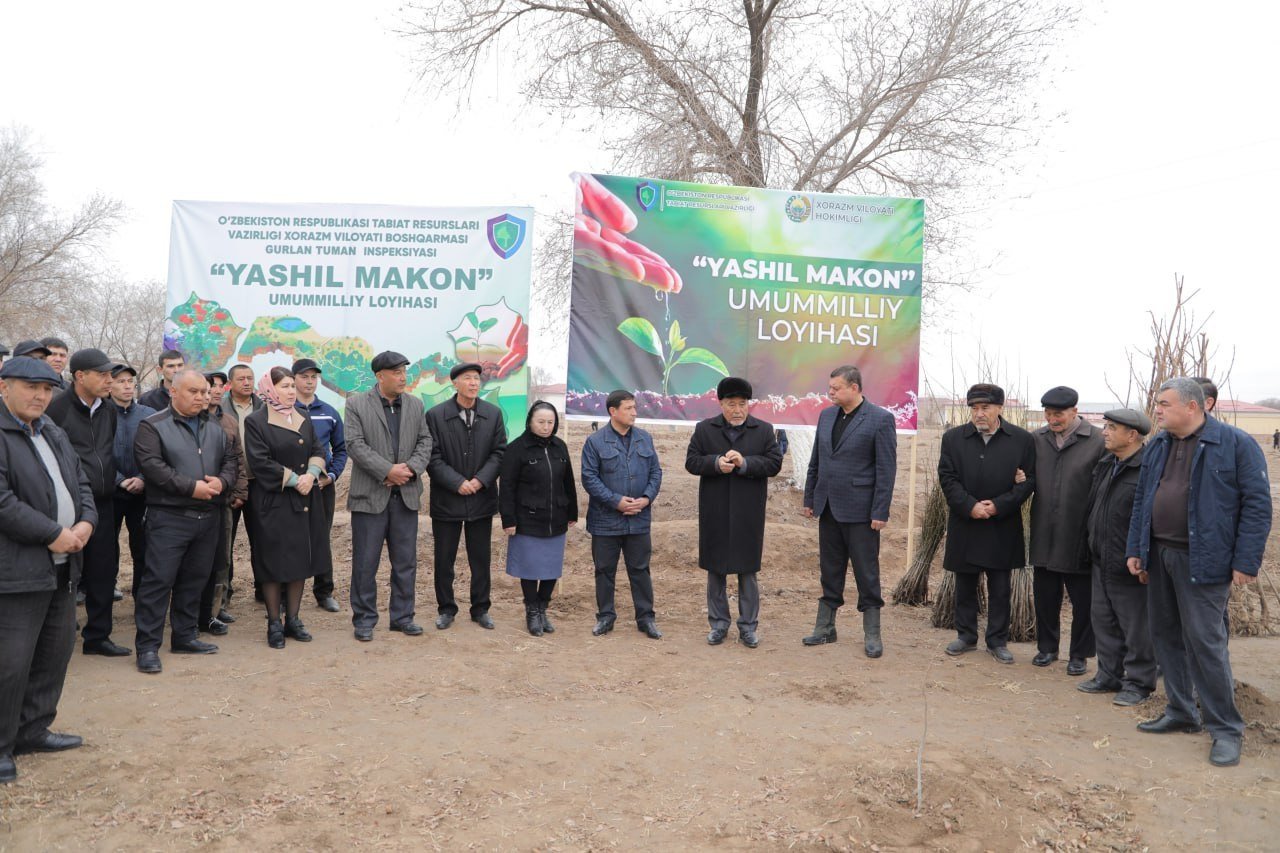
left=486, top=214, right=527, bottom=259
left=635, top=181, right=658, bottom=211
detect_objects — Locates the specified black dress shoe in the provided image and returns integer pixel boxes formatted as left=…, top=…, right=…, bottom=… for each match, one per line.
left=1066, top=658, right=1087, bottom=676
left=1032, top=651, right=1057, bottom=667
left=171, top=639, right=218, bottom=654
left=136, top=651, right=162, bottom=673
left=435, top=613, right=455, bottom=630
left=1112, top=690, right=1151, bottom=707
left=0, top=754, right=15, bottom=784
left=217, top=609, right=237, bottom=624
left=988, top=646, right=1014, bottom=664
left=1077, top=676, right=1121, bottom=694
left=637, top=620, right=663, bottom=640
left=284, top=617, right=313, bottom=642
left=739, top=630, right=760, bottom=649
left=591, top=618, right=615, bottom=636
left=945, top=639, right=977, bottom=656
left=1137, top=714, right=1203, bottom=734
left=112, top=587, right=124, bottom=602
left=14, top=731, right=83, bottom=755
left=707, top=627, right=728, bottom=645
left=354, top=626, right=373, bottom=642
left=1210, top=737, right=1242, bottom=767
left=316, top=596, right=341, bottom=613
left=83, top=639, right=132, bottom=657
left=390, top=621, right=424, bottom=636
left=200, top=619, right=229, bottom=636
left=472, top=613, right=495, bottom=630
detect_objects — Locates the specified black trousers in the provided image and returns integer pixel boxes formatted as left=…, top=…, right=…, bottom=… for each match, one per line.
left=0, top=587, right=76, bottom=755
left=591, top=532, right=655, bottom=623
left=80, top=495, right=118, bottom=645
left=707, top=571, right=759, bottom=632
left=520, top=579, right=557, bottom=604
left=113, top=491, right=147, bottom=600
left=229, top=494, right=260, bottom=599
left=349, top=494, right=419, bottom=630
left=818, top=509, right=883, bottom=612
left=198, top=507, right=233, bottom=627
left=953, top=568, right=1011, bottom=648
left=1092, top=567, right=1156, bottom=694
left=432, top=517, right=493, bottom=618
left=1033, top=566, right=1095, bottom=658
left=310, top=484, right=337, bottom=600
left=134, top=508, right=218, bottom=653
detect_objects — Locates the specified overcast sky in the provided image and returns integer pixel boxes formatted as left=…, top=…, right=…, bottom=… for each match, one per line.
left=3, top=1, right=1276, bottom=403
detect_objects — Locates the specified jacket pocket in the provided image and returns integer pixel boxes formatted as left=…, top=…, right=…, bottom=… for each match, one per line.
left=598, top=449, right=621, bottom=472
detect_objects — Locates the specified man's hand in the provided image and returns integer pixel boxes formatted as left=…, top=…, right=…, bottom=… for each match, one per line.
left=203, top=475, right=224, bottom=496
left=802, top=506, right=814, bottom=518
left=1126, top=557, right=1143, bottom=576
left=385, top=463, right=413, bottom=486
left=192, top=480, right=215, bottom=500
left=724, top=450, right=744, bottom=468
left=467, top=478, right=484, bottom=493
left=295, top=473, right=315, bottom=496
left=503, top=526, right=516, bottom=536
left=231, top=497, right=245, bottom=510
left=1014, top=468, right=1027, bottom=484
left=121, top=477, right=144, bottom=495
left=49, top=528, right=83, bottom=554
left=969, top=503, right=990, bottom=520
left=317, top=474, right=333, bottom=489
left=870, top=519, right=888, bottom=531
left=458, top=480, right=477, bottom=496
left=1232, top=570, right=1256, bottom=586
left=70, top=521, right=94, bottom=547
left=978, top=500, right=997, bottom=517
left=716, top=455, right=735, bottom=474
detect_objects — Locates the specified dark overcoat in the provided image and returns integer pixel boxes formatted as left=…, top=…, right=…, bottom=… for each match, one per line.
left=243, top=407, right=333, bottom=584
left=938, top=419, right=1036, bottom=573
left=425, top=396, right=506, bottom=521
left=1028, top=421, right=1106, bottom=573
left=684, top=414, right=783, bottom=574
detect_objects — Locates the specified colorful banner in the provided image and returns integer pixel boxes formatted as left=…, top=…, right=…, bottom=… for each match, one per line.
left=565, top=174, right=922, bottom=430
left=166, top=200, right=532, bottom=435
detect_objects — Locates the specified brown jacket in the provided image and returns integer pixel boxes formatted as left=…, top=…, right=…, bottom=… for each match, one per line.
left=212, top=409, right=249, bottom=505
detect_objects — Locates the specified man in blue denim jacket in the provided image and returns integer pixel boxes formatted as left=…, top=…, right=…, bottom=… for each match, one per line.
left=580, top=390, right=663, bottom=638
left=1125, top=377, right=1272, bottom=768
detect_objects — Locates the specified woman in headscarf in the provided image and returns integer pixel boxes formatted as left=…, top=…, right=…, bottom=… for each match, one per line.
left=242, top=366, right=332, bottom=648
left=498, top=401, right=578, bottom=636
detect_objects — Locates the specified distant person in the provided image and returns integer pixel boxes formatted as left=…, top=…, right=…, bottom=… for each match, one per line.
left=426, top=363, right=507, bottom=631
left=499, top=401, right=578, bottom=636
left=801, top=366, right=897, bottom=658
left=220, top=363, right=262, bottom=608
left=775, top=428, right=789, bottom=457
left=580, top=390, right=663, bottom=639
left=686, top=378, right=782, bottom=648
left=108, top=364, right=155, bottom=601
left=1272, top=428, right=1279, bottom=451
left=0, top=356, right=96, bottom=785
left=242, top=368, right=331, bottom=649
left=40, top=338, right=69, bottom=379
left=138, top=350, right=186, bottom=412
left=937, top=384, right=1036, bottom=663
left=292, top=358, right=346, bottom=613
left=1126, top=378, right=1271, bottom=768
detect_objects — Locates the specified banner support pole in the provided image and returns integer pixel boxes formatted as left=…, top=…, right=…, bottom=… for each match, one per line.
left=904, top=431, right=919, bottom=571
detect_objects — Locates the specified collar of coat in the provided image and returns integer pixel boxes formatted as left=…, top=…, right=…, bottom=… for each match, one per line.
left=1149, top=413, right=1220, bottom=447
left=711, top=414, right=760, bottom=430
left=1034, top=417, right=1096, bottom=446
left=1104, top=443, right=1146, bottom=471
left=444, top=395, right=492, bottom=422
left=960, top=417, right=1015, bottom=439
left=0, top=400, right=49, bottom=437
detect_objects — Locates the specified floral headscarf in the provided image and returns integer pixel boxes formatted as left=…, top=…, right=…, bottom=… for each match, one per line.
left=258, top=371, right=296, bottom=423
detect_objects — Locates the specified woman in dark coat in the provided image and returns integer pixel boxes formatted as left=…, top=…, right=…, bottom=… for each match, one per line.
left=243, top=367, right=331, bottom=649
left=499, top=401, right=577, bottom=636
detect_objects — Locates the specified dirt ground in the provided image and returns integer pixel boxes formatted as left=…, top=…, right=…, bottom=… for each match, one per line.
left=2, top=423, right=1278, bottom=851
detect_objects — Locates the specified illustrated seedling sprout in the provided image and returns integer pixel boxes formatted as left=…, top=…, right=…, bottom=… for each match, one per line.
left=617, top=317, right=728, bottom=395
left=454, top=311, right=497, bottom=360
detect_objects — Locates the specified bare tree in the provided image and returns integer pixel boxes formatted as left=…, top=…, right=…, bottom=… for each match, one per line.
left=403, top=0, right=1078, bottom=332
left=51, top=278, right=168, bottom=383
left=0, top=126, right=125, bottom=340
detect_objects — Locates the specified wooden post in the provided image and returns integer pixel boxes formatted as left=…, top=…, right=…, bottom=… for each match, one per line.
left=904, top=431, right=919, bottom=570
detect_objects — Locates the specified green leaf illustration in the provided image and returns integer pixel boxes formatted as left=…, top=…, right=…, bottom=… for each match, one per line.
left=478, top=318, right=498, bottom=333
left=668, top=319, right=686, bottom=352
left=617, top=317, right=664, bottom=359
left=465, top=311, right=480, bottom=329
left=454, top=336, right=473, bottom=344
left=673, top=347, right=729, bottom=376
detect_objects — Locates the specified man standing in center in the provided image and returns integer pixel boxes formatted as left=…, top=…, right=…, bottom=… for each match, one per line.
left=1029, top=386, right=1106, bottom=676
left=685, top=377, right=783, bottom=648
left=801, top=366, right=898, bottom=657
left=345, top=352, right=433, bottom=641
left=426, top=363, right=506, bottom=630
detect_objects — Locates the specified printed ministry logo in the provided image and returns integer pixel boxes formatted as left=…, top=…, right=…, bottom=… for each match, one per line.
left=486, top=214, right=527, bottom=259
left=635, top=181, right=658, bottom=211
left=784, top=194, right=812, bottom=223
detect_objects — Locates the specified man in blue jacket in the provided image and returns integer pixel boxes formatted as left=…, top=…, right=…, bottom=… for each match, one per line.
left=1126, top=377, right=1272, bottom=767
left=581, top=390, right=663, bottom=638
left=293, top=359, right=347, bottom=612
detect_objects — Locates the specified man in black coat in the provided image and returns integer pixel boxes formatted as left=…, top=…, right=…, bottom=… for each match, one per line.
left=938, top=383, right=1036, bottom=663
left=1029, top=386, right=1106, bottom=675
left=1078, top=408, right=1155, bottom=706
left=685, top=377, right=783, bottom=648
left=801, top=366, right=898, bottom=657
left=44, top=348, right=126, bottom=658
left=426, top=363, right=507, bottom=630
left=0, top=357, right=97, bottom=784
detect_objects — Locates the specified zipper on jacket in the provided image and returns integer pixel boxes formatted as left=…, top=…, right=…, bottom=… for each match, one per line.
left=544, top=446, right=554, bottom=537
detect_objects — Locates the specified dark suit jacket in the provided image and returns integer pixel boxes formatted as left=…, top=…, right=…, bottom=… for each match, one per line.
left=804, top=401, right=898, bottom=523
left=938, top=418, right=1036, bottom=572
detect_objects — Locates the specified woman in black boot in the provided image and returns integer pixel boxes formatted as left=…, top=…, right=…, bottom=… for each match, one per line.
left=243, top=367, right=332, bottom=648
left=499, top=402, right=577, bottom=636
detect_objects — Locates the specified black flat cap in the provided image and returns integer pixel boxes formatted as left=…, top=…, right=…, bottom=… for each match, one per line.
left=450, top=362, right=483, bottom=381
left=111, top=364, right=138, bottom=378
left=13, top=340, right=51, bottom=359
left=0, top=342, right=10, bottom=357
left=0, top=356, right=64, bottom=387
left=717, top=376, right=753, bottom=400
left=1040, top=386, right=1079, bottom=410
left=371, top=351, right=410, bottom=373
left=291, top=358, right=321, bottom=375
left=204, top=370, right=228, bottom=384
left=69, top=348, right=116, bottom=374
left=966, top=383, right=1005, bottom=406
left=1103, top=408, right=1152, bottom=436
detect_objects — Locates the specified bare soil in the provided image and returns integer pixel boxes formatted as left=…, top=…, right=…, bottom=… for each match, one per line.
left=2, top=424, right=1278, bottom=851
